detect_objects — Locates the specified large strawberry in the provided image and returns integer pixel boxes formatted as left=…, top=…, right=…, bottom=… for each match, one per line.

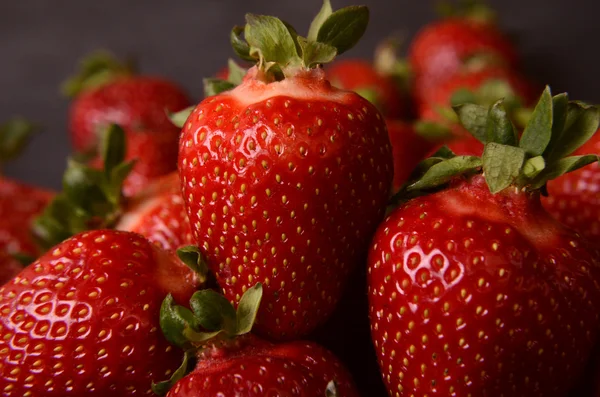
left=178, top=2, right=393, bottom=340
left=64, top=51, right=191, bottom=195
left=152, top=283, right=359, bottom=396
left=0, top=119, right=53, bottom=279
left=368, top=88, right=600, bottom=396
left=543, top=128, right=600, bottom=242
left=408, top=2, right=517, bottom=107
left=0, top=229, right=202, bottom=396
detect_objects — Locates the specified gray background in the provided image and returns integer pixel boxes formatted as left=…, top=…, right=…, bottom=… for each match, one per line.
left=1, top=0, right=598, bottom=190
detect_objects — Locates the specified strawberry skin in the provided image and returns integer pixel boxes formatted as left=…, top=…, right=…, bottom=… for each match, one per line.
left=368, top=175, right=600, bottom=396
left=326, top=59, right=405, bottom=119
left=0, top=230, right=199, bottom=396
left=0, top=177, right=53, bottom=257
left=179, top=67, right=393, bottom=339
left=69, top=77, right=190, bottom=153
left=117, top=173, right=193, bottom=251
left=166, top=334, right=359, bottom=397
left=409, top=19, right=517, bottom=106
left=543, top=129, right=600, bottom=241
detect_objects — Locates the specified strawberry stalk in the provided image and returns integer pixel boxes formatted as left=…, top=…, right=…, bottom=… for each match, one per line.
left=61, top=50, right=136, bottom=97
left=31, top=124, right=136, bottom=251
left=153, top=281, right=263, bottom=395
left=399, top=86, right=599, bottom=198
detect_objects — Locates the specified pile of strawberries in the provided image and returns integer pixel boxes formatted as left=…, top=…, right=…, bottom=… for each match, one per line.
left=1, top=1, right=600, bottom=396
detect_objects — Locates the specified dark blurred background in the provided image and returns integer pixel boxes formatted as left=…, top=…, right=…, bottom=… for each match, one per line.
left=1, top=0, right=599, bottom=190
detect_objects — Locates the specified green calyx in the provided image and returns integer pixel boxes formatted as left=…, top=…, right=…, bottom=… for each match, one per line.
left=403, top=86, right=599, bottom=195
left=61, top=50, right=136, bottom=97
left=31, top=124, right=135, bottom=251
left=230, top=0, right=369, bottom=79
left=0, top=118, right=39, bottom=167
left=153, top=282, right=263, bottom=395
left=435, top=0, right=496, bottom=24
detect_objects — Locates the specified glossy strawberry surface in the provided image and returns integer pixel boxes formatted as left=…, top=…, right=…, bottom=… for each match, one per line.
left=0, top=230, right=199, bottom=396
left=0, top=177, right=53, bottom=258
left=117, top=173, right=193, bottom=251
left=544, top=130, right=600, bottom=242
left=179, top=67, right=393, bottom=340
left=326, top=59, right=405, bottom=119
left=409, top=19, right=517, bottom=106
left=167, top=334, right=359, bottom=397
left=368, top=175, right=600, bottom=396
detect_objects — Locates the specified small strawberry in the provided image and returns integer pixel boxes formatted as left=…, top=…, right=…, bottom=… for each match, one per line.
left=152, top=283, right=359, bottom=396
left=64, top=51, right=191, bottom=195
left=116, top=172, right=194, bottom=252
left=179, top=2, right=393, bottom=339
left=408, top=2, right=518, bottom=107
left=369, top=87, right=600, bottom=396
left=543, top=128, right=600, bottom=242
left=0, top=229, right=202, bottom=396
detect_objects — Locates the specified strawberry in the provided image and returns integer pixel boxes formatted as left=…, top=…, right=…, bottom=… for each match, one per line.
left=408, top=3, right=518, bottom=107
left=178, top=2, right=393, bottom=339
left=64, top=51, right=191, bottom=195
left=543, top=128, right=600, bottom=242
left=0, top=229, right=202, bottom=396
left=368, top=88, right=600, bottom=396
left=326, top=59, right=405, bottom=119
left=152, top=283, right=359, bottom=396
left=116, top=172, right=194, bottom=251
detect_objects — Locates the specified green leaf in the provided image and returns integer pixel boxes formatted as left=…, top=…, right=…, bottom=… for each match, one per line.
left=235, top=282, right=263, bottom=335
left=316, top=6, right=369, bottom=55
left=476, top=79, right=520, bottom=109
left=106, top=159, right=135, bottom=205
left=521, top=156, right=545, bottom=179
left=31, top=194, right=75, bottom=251
left=325, top=380, right=339, bottom=397
left=453, top=103, right=489, bottom=143
left=230, top=26, right=254, bottom=62
left=297, top=37, right=337, bottom=68
left=486, top=100, right=517, bottom=146
left=159, top=294, right=199, bottom=348
left=531, top=155, right=599, bottom=189
left=406, top=156, right=482, bottom=192
left=176, top=246, right=209, bottom=282
left=244, top=14, right=301, bottom=67
left=545, top=93, right=569, bottom=151
left=546, top=102, right=600, bottom=161
left=99, top=124, right=126, bottom=176
left=0, top=118, right=38, bottom=163
left=519, top=86, right=553, bottom=156
left=482, top=143, right=525, bottom=193
left=227, top=59, right=246, bottom=85
left=431, top=146, right=457, bottom=159
left=188, top=289, right=237, bottom=334
left=151, top=350, right=193, bottom=396
left=168, top=106, right=194, bottom=129
left=62, top=160, right=106, bottom=214
left=308, top=0, right=333, bottom=41
left=203, top=78, right=236, bottom=98
left=182, top=327, right=222, bottom=343
left=450, top=88, right=477, bottom=107
left=414, top=121, right=453, bottom=141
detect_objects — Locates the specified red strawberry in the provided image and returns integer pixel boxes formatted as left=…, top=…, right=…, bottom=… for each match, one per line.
left=152, top=283, right=359, bottom=397
left=543, top=128, right=600, bottom=241
left=178, top=6, right=392, bottom=340
left=368, top=88, right=600, bottom=396
left=326, top=59, right=405, bottom=119
left=117, top=172, right=193, bottom=251
left=0, top=229, right=201, bottom=396
left=409, top=16, right=517, bottom=107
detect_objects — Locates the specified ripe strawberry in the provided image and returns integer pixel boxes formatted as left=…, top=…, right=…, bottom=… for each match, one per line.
left=179, top=4, right=392, bottom=339
left=64, top=51, right=191, bottom=195
left=152, top=283, right=359, bottom=396
left=368, top=88, right=600, bottom=396
left=0, top=229, right=202, bottom=396
left=409, top=11, right=518, bottom=107
left=116, top=172, right=193, bottom=251
left=326, top=59, right=405, bottom=119
left=543, top=128, right=600, bottom=241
